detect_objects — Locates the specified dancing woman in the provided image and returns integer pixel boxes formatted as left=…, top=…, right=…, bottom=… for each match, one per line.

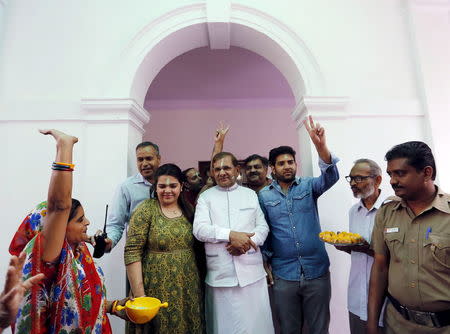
left=11, top=129, right=128, bottom=333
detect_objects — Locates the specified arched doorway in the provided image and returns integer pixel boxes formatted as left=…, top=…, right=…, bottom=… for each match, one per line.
left=95, top=3, right=331, bottom=175
left=143, top=46, right=297, bottom=173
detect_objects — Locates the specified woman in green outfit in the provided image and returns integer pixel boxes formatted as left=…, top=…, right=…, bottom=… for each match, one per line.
left=124, top=163, right=205, bottom=334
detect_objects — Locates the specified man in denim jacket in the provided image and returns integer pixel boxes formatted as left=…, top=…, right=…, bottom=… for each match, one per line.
left=258, top=116, right=339, bottom=334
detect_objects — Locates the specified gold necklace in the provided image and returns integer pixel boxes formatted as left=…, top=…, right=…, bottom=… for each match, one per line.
left=162, top=206, right=181, bottom=216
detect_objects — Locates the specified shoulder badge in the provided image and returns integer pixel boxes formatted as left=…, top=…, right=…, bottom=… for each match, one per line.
left=381, top=195, right=401, bottom=206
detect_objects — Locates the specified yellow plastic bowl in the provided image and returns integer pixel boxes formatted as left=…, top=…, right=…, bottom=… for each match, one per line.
left=115, top=297, right=169, bottom=324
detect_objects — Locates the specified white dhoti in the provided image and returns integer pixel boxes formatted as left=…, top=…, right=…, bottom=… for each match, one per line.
left=205, top=278, right=274, bottom=334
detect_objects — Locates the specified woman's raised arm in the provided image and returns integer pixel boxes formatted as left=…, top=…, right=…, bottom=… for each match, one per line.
left=39, top=129, right=78, bottom=262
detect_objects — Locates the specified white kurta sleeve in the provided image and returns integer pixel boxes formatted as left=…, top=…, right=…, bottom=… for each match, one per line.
left=193, top=194, right=231, bottom=243
left=250, top=193, right=269, bottom=246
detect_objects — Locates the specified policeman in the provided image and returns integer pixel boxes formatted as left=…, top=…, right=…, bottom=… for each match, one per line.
left=368, top=141, right=450, bottom=334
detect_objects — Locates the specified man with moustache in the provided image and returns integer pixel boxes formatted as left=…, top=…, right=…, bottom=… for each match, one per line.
left=336, top=159, right=385, bottom=334
left=105, top=141, right=161, bottom=251
left=244, top=154, right=272, bottom=193
left=181, top=167, right=204, bottom=210
left=368, top=141, right=450, bottom=334
left=243, top=153, right=278, bottom=330
left=193, top=152, right=274, bottom=334
left=208, top=125, right=272, bottom=193
left=258, top=116, right=339, bottom=334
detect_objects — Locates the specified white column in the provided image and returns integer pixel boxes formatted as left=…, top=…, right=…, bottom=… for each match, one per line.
left=79, top=98, right=150, bottom=218
left=81, top=98, right=150, bottom=333
left=407, top=0, right=450, bottom=189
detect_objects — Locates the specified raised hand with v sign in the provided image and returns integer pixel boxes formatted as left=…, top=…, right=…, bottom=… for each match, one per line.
left=303, top=115, right=332, bottom=163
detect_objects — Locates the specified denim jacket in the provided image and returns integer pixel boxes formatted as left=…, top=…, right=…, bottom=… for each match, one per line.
left=258, top=155, right=339, bottom=280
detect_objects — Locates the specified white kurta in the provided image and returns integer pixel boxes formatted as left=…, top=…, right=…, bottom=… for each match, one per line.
left=194, top=183, right=274, bottom=334
left=205, top=278, right=274, bottom=334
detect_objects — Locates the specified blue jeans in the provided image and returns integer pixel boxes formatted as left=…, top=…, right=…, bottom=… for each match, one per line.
left=272, top=271, right=331, bottom=334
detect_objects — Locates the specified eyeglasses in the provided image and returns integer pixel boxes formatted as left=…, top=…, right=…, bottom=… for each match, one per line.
left=345, top=175, right=376, bottom=183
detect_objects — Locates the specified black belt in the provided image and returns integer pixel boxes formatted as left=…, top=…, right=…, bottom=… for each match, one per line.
left=387, top=293, right=450, bottom=328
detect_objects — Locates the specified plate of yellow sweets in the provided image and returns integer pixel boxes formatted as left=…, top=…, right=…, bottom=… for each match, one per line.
left=319, top=231, right=366, bottom=246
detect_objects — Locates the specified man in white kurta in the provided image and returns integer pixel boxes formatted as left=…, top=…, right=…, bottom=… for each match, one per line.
left=193, top=152, right=274, bottom=334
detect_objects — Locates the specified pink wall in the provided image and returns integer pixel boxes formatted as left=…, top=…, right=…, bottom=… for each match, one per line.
left=143, top=107, right=299, bottom=170
left=145, top=46, right=294, bottom=102
left=143, top=46, right=297, bottom=170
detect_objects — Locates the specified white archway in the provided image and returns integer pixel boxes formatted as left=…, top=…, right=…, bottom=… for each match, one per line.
left=112, top=3, right=326, bottom=106
left=81, top=1, right=350, bottom=183
left=83, top=2, right=340, bottom=177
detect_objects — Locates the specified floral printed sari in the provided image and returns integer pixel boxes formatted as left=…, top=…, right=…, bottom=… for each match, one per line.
left=9, top=202, right=112, bottom=334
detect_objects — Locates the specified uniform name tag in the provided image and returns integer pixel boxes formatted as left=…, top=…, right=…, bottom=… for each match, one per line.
left=385, top=227, right=399, bottom=233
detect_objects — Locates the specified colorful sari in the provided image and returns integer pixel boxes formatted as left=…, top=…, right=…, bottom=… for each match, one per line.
left=9, top=202, right=112, bottom=334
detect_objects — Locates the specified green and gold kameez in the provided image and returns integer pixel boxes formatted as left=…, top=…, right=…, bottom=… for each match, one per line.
left=124, top=199, right=204, bottom=334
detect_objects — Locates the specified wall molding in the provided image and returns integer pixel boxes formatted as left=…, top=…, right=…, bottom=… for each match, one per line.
left=81, top=98, right=150, bottom=133
left=0, top=98, right=150, bottom=132
left=0, top=99, right=82, bottom=122
left=292, top=97, right=424, bottom=128
left=347, top=98, right=424, bottom=119
left=292, top=96, right=349, bottom=127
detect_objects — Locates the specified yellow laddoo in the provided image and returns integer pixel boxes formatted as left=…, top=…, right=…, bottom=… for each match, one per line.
left=319, top=231, right=363, bottom=244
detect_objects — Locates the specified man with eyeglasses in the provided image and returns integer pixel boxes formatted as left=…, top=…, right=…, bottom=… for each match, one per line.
left=338, top=159, right=386, bottom=334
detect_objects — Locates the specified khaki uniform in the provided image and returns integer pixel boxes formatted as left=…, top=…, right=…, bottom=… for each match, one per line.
left=371, top=187, right=450, bottom=334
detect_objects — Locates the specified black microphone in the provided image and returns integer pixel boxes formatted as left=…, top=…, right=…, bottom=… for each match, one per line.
left=93, top=204, right=109, bottom=258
